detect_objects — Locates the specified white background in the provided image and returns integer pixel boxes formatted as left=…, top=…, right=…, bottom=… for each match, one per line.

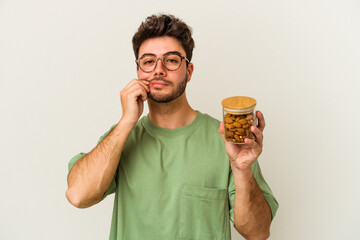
left=1, top=0, right=359, bottom=239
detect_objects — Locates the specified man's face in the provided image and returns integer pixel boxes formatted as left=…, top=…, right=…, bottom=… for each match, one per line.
left=136, top=36, right=193, bottom=103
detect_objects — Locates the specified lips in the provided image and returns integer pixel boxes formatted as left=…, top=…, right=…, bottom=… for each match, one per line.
left=150, top=80, right=169, bottom=88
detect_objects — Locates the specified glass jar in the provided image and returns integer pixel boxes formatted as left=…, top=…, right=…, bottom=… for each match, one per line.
left=221, top=96, right=257, bottom=144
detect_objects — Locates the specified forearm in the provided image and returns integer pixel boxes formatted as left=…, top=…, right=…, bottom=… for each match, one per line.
left=232, top=168, right=272, bottom=240
left=66, top=119, right=134, bottom=208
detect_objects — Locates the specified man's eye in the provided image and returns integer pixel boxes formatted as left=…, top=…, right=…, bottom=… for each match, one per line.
left=143, top=59, right=155, bottom=65
left=166, top=58, right=179, bottom=63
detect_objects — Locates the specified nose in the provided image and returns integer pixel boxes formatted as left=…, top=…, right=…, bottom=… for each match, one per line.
left=154, top=58, right=167, bottom=76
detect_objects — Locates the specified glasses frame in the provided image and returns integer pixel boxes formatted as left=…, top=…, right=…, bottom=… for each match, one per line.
left=136, top=52, right=190, bottom=73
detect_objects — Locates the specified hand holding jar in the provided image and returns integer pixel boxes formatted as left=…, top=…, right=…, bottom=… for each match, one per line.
left=219, top=96, right=265, bottom=172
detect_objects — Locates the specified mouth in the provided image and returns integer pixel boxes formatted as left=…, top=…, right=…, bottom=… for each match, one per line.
left=149, top=78, right=170, bottom=88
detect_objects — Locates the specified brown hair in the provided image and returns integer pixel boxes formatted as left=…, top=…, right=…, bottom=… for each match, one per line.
left=132, top=14, right=195, bottom=62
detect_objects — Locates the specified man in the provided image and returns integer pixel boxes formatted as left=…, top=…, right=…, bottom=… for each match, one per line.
left=66, top=14, right=278, bottom=240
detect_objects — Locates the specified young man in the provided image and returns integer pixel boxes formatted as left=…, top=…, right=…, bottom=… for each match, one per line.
left=66, top=14, right=278, bottom=240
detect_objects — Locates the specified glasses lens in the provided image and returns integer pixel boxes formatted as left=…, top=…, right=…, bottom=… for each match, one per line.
left=139, top=56, right=156, bottom=72
left=163, top=54, right=182, bottom=70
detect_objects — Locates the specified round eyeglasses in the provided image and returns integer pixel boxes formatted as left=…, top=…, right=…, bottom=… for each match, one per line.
left=136, top=53, right=190, bottom=73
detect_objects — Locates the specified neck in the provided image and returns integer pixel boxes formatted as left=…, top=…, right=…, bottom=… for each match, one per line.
left=147, top=93, right=197, bottom=129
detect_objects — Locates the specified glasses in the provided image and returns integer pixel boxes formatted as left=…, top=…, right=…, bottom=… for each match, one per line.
left=136, top=53, right=190, bottom=73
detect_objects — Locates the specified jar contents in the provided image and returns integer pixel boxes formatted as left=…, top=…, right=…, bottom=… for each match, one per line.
left=224, top=112, right=255, bottom=143
left=221, top=96, right=257, bottom=144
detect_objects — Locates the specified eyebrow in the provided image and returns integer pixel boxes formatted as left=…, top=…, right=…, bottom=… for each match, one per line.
left=139, top=51, right=182, bottom=59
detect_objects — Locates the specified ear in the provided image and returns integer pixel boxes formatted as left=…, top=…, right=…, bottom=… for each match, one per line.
left=136, top=65, right=140, bottom=77
left=186, top=63, right=194, bottom=82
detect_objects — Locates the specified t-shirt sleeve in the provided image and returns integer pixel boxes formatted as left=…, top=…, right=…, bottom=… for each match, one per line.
left=67, top=124, right=118, bottom=201
left=228, top=160, right=279, bottom=223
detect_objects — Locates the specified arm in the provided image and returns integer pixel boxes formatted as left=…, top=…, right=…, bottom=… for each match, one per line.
left=232, top=168, right=272, bottom=239
left=66, top=79, right=150, bottom=208
left=219, top=111, right=272, bottom=239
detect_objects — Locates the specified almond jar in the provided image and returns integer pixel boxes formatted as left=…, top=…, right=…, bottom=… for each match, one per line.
left=221, top=96, right=257, bottom=144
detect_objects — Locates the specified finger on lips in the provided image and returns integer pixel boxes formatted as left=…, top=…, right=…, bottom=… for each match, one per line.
left=138, top=79, right=150, bottom=86
left=142, top=81, right=151, bottom=92
left=126, top=83, right=148, bottom=100
left=127, top=80, right=150, bottom=95
left=140, top=79, right=150, bottom=84
left=134, top=79, right=149, bottom=90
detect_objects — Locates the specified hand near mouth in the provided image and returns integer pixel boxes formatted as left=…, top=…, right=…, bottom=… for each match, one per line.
left=119, top=79, right=150, bottom=126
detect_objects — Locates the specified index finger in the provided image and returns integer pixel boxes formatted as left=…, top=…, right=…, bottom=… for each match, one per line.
left=256, top=110, right=266, bottom=132
left=137, top=79, right=150, bottom=85
left=136, top=79, right=150, bottom=92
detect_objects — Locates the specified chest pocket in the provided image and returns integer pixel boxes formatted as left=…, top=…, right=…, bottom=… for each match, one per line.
left=178, top=184, right=228, bottom=240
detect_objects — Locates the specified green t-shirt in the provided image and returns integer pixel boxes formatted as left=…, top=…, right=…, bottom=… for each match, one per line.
left=68, top=111, right=278, bottom=240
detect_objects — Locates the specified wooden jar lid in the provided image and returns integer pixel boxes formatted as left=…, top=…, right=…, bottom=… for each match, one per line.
left=221, top=96, right=257, bottom=109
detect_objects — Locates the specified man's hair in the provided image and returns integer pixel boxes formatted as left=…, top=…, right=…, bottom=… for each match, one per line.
left=132, top=14, right=195, bottom=62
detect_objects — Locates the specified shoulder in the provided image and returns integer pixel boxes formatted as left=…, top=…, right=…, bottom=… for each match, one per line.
left=197, top=111, right=221, bottom=130
left=195, top=111, right=224, bottom=143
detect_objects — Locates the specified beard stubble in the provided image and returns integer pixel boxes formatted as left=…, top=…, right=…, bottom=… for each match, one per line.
left=147, top=73, right=188, bottom=103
